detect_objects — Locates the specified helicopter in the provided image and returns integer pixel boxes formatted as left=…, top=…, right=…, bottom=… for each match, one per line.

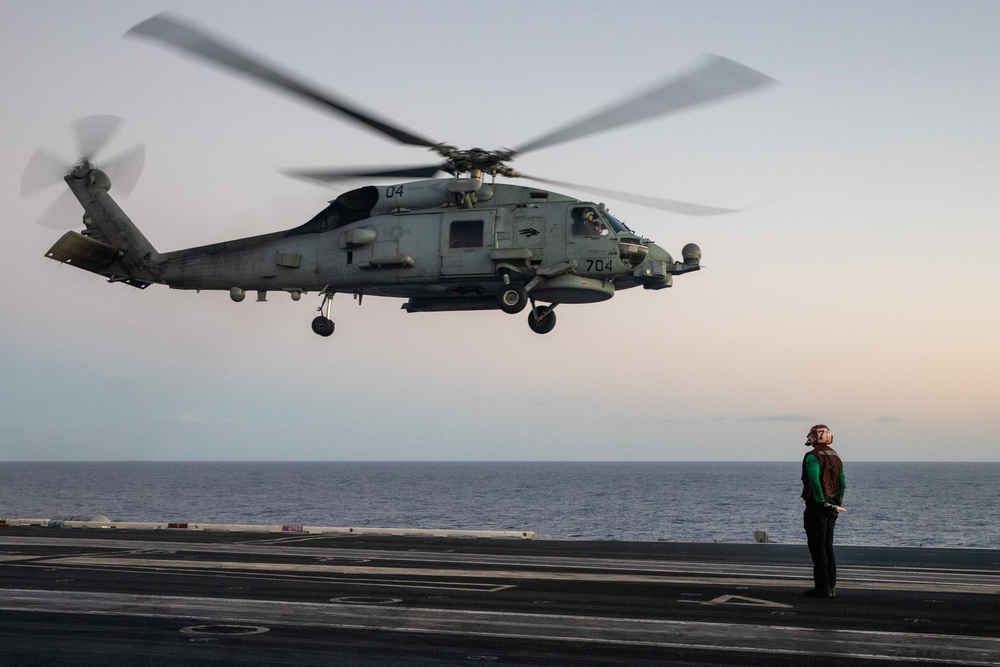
left=28, top=13, right=774, bottom=336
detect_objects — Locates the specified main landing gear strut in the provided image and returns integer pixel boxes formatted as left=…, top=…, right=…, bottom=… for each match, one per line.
left=496, top=271, right=556, bottom=334
left=312, top=292, right=335, bottom=337
left=496, top=279, right=557, bottom=334
left=526, top=301, right=557, bottom=334
left=500, top=286, right=558, bottom=334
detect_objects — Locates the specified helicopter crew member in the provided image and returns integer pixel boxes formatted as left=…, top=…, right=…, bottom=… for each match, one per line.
left=801, top=424, right=846, bottom=598
left=572, top=208, right=604, bottom=236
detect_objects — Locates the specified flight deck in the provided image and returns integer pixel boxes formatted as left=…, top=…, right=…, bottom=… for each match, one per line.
left=1, top=522, right=999, bottom=666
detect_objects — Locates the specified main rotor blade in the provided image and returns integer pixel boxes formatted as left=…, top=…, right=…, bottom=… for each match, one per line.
left=285, top=164, right=447, bottom=183
left=21, top=149, right=69, bottom=198
left=127, top=13, right=441, bottom=149
left=513, top=55, right=775, bottom=155
left=102, top=142, right=146, bottom=196
left=521, top=174, right=739, bottom=216
left=72, top=115, right=123, bottom=161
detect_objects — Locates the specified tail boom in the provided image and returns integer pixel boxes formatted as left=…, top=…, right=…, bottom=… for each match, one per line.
left=43, top=164, right=161, bottom=288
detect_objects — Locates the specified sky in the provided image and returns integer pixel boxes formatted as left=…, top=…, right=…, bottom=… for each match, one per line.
left=2, top=1, right=998, bottom=462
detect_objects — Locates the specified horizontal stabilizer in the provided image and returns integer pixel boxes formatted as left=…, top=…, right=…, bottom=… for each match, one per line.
left=44, top=231, right=150, bottom=288
left=46, top=231, right=120, bottom=272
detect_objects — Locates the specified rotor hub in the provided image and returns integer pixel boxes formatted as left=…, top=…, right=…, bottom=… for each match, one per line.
left=71, top=159, right=96, bottom=178
left=439, top=147, right=516, bottom=177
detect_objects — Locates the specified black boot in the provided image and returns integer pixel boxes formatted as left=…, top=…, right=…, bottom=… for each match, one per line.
left=803, top=587, right=834, bottom=598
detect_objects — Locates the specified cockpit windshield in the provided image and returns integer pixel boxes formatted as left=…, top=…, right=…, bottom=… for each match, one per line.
left=603, top=210, right=632, bottom=234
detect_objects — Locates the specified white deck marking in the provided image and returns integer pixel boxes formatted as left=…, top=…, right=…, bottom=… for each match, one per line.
left=18, top=553, right=1000, bottom=595
left=680, top=594, right=793, bottom=608
left=3, top=589, right=1000, bottom=665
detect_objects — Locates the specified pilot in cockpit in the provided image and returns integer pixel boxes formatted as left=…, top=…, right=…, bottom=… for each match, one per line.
left=572, top=207, right=607, bottom=237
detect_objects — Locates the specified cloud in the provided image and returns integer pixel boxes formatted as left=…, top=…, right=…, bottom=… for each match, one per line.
left=525, top=397, right=590, bottom=406
left=742, top=414, right=817, bottom=423
left=167, top=413, right=205, bottom=425
left=671, top=414, right=816, bottom=424
left=874, top=415, right=902, bottom=423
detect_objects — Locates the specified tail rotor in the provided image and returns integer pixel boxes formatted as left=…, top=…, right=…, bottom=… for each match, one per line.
left=21, top=115, right=145, bottom=229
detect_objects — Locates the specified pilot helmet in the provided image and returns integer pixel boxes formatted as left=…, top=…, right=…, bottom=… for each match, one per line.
left=806, top=424, right=833, bottom=446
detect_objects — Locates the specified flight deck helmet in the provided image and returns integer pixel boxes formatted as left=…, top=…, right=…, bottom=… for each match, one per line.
left=806, top=424, right=833, bottom=446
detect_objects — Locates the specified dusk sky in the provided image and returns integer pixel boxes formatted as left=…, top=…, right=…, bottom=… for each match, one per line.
left=3, top=1, right=998, bottom=461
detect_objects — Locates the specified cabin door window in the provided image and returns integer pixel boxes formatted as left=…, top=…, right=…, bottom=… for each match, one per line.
left=440, top=211, right=496, bottom=275
left=449, top=219, right=484, bottom=248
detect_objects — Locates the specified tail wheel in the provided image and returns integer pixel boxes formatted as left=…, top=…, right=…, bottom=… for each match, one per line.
left=311, top=316, right=335, bottom=337
left=498, top=285, right=528, bottom=314
left=527, top=306, right=556, bottom=334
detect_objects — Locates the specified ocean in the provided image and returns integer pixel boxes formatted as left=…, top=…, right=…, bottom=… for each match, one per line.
left=1, top=462, right=998, bottom=548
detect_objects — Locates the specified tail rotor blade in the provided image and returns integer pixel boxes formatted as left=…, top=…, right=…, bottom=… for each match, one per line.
left=21, top=149, right=70, bottom=198
left=72, top=115, right=123, bottom=160
left=102, top=142, right=146, bottom=196
left=27, top=116, right=145, bottom=228
left=36, top=189, right=81, bottom=230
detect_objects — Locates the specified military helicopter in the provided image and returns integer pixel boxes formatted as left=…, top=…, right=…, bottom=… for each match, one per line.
left=27, top=14, right=774, bottom=336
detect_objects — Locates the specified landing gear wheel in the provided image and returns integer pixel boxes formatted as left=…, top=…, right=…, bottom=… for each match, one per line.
left=311, top=316, right=335, bottom=337
left=527, top=306, right=556, bottom=334
left=498, top=285, right=528, bottom=314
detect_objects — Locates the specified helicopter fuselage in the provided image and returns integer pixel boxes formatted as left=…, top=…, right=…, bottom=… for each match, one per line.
left=47, top=171, right=701, bottom=335
left=160, top=179, right=695, bottom=299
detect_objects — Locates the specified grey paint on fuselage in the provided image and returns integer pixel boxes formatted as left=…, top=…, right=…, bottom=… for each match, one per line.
left=47, top=172, right=697, bottom=334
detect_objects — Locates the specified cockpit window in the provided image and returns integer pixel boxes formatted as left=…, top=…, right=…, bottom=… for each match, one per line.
left=571, top=206, right=608, bottom=237
left=603, top=210, right=632, bottom=234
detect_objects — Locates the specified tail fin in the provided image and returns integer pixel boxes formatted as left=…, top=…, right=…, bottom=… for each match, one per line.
left=44, top=163, right=161, bottom=288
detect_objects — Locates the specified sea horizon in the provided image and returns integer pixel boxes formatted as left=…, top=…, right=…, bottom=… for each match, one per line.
left=3, top=461, right=998, bottom=547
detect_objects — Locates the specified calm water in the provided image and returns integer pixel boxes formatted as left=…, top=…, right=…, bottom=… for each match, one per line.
left=1, top=462, right=998, bottom=548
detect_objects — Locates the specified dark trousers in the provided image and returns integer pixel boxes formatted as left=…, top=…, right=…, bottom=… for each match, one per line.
left=803, top=503, right=838, bottom=589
